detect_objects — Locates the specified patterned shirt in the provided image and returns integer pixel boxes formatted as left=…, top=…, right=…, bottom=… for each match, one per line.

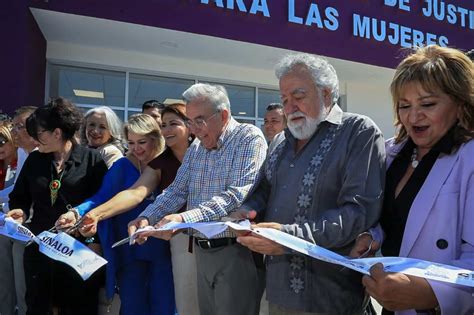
left=140, top=118, right=267, bottom=238
left=243, top=105, right=386, bottom=314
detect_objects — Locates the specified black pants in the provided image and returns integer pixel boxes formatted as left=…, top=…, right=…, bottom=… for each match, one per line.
left=24, top=244, right=103, bottom=315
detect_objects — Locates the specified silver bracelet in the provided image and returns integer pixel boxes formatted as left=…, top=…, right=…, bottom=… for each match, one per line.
left=67, top=206, right=81, bottom=221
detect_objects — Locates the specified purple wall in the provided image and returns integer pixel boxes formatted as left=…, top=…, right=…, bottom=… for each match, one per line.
left=28, top=0, right=473, bottom=68
left=1, top=1, right=46, bottom=116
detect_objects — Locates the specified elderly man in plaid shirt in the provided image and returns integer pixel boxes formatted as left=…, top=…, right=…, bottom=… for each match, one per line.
left=128, top=83, right=267, bottom=315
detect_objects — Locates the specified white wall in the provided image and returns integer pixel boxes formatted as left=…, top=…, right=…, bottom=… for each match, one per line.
left=345, top=76, right=396, bottom=139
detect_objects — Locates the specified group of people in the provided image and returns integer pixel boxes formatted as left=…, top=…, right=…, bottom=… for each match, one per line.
left=0, top=44, right=472, bottom=315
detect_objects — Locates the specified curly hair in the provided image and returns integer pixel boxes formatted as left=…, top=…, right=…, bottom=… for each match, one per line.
left=26, top=97, right=83, bottom=142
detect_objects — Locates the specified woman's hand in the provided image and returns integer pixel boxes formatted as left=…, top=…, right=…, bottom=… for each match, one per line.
left=55, top=211, right=77, bottom=231
left=6, top=209, right=26, bottom=224
left=363, top=263, right=439, bottom=311
left=79, top=211, right=99, bottom=237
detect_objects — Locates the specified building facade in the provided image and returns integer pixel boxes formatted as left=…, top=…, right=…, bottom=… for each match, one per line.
left=2, top=0, right=473, bottom=136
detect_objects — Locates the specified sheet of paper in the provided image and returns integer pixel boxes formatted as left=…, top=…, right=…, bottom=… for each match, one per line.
left=37, top=231, right=107, bottom=280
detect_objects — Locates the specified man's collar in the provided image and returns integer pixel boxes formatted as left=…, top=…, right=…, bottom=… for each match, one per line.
left=211, top=117, right=239, bottom=150
left=324, top=103, right=343, bottom=125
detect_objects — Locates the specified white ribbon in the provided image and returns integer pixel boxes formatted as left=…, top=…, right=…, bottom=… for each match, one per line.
left=133, top=220, right=474, bottom=288
left=0, top=213, right=107, bottom=280
left=37, top=231, right=107, bottom=280
left=0, top=213, right=37, bottom=243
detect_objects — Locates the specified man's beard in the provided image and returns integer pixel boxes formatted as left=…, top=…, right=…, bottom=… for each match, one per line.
left=287, top=104, right=326, bottom=140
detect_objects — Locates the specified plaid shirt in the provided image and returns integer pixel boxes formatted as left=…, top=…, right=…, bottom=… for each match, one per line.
left=140, top=118, right=267, bottom=238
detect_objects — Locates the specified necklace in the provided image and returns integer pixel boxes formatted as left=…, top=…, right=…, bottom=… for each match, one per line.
left=50, top=161, right=66, bottom=206
left=411, top=148, right=420, bottom=169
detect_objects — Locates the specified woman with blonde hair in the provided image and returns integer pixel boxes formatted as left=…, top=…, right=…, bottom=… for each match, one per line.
left=58, top=113, right=175, bottom=315
left=0, top=124, right=17, bottom=192
left=352, top=45, right=474, bottom=314
left=62, top=104, right=199, bottom=315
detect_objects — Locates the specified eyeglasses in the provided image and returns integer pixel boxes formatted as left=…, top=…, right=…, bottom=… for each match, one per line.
left=185, top=112, right=219, bottom=129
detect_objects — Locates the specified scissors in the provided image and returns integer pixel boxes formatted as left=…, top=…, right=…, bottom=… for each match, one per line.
left=111, top=236, right=132, bottom=248
left=112, top=225, right=172, bottom=248
left=25, top=216, right=86, bottom=247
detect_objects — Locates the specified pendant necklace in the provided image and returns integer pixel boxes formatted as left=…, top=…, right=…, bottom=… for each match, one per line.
left=50, top=161, right=66, bottom=206
left=410, top=148, right=420, bottom=169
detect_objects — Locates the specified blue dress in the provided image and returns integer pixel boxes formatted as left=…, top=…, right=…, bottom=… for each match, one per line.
left=77, top=157, right=175, bottom=315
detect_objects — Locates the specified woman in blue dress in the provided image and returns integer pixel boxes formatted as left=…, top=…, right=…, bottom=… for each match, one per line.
left=61, top=114, right=175, bottom=315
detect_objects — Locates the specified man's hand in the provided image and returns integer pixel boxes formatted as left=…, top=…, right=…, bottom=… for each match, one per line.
left=349, top=232, right=380, bottom=258
left=55, top=211, right=77, bottom=232
left=79, top=211, right=100, bottom=238
left=237, top=232, right=286, bottom=255
left=237, top=221, right=285, bottom=255
left=363, top=263, right=438, bottom=311
left=6, top=209, right=26, bottom=224
left=146, top=214, right=183, bottom=241
left=127, top=216, right=150, bottom=245
left=223, top=209, right=258, bottom=237
left=225, top=209, right=257, bottom=221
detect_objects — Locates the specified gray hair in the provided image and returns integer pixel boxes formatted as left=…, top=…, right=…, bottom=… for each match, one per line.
left=81, top=106, right=124, bottom=149
left=182, top=83, right=231, bottom=113
left=275, top=53, right=339, bottom=105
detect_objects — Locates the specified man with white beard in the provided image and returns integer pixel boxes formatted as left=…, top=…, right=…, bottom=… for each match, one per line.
left=237, top=53, right=386, bottom=315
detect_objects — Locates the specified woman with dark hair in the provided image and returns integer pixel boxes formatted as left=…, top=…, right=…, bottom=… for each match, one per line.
left=59, top=103, right=199, bottom=315
left=352, top=46, right=474, bottom=314
left=7, top=97, right=108, bottom=315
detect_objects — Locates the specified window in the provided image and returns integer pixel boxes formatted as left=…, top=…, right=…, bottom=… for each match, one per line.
left=77, top=106, right=125, bottom=121
left=202, top=82, right=256, bottom=118
left=128, top=74, right=194, bottom=110
left=48, top=64, right=280, bottom=124
left=257, top=88, right=281, bottom=117
left=49, top=65, right=126, bottom=107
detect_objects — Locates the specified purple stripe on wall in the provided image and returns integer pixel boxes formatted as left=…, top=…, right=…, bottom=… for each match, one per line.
left=28, top=0, right=473, bottom=68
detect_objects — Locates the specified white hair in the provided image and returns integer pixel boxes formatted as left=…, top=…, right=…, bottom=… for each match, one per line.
left=182, top=83, right=231, bottom=113
left=275, top=53, right=340, bottom=105
left=82, top=106, right=124, bottom=148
